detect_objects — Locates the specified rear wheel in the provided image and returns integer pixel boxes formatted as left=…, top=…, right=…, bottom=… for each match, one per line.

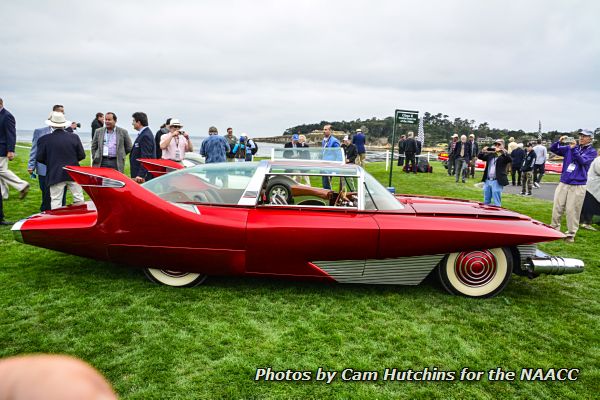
left=143, top=268, right=207, bottom=288
left=438, top=248, right=512, bottom=298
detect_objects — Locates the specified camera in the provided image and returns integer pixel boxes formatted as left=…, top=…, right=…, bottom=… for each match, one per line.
left=486, top=147, right=495, bottom=151
left=76, top=122, right=81, bottom=128
left=564, top=136, right=575, bottom=143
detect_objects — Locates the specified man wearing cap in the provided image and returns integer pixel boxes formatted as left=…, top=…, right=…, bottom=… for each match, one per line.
left=91, top=112, right=132, bottom=173
left=160, top=119, right=193, bottom=163
left=283, top=134, right=300, bottom=159
left=130, top=112, right=155, bottom=183
left=36, top=112, right=86, bottom=210
left=352, top=128, right=366, bottom=166
left=447, top=134, right=459, bottom=176
left=224, top=127, right=237, bottom=162
left=478, top=139, right=512, bottom=206
left=341, top=135, right=358, bottom=164
left=467, top=133, right=479, bottom=178
left=549, top=130, right=597, bottom=242
left=200, top=126, right=230, bottom=164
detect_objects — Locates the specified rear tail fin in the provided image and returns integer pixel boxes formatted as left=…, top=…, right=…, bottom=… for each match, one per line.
left=138, top=158, right=184, bottom=177
left=65, top=166, right=178, bottom=226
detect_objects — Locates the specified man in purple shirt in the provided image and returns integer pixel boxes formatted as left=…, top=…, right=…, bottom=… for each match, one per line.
left=91, top=112, right=132, bottom=173
left=550, top=130, right=598, bottom=242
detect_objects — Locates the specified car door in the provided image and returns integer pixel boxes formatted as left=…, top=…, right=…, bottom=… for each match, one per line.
left=245, top=206, right=379, bottom=279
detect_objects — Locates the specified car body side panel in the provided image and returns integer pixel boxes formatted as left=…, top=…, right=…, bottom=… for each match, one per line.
left=374, top=213, right=564, bottom=259
left=20, top=167, right=249, bottom=275
left=245, top=207, right=379, bottom=277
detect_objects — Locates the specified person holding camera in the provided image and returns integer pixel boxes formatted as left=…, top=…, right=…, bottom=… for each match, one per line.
left=478, top=138, right=511, bottom=206
left=160, top=119, right=193, bottom=163
left=549, top=130, right=597, bottom=242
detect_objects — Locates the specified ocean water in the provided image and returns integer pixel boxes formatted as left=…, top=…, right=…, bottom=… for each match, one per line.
left=16, top=130, right=283, bottom=158
left=15, top=130, right=410, bottom=162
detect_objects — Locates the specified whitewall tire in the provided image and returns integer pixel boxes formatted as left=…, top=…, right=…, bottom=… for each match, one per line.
left=438, top=248, right=512, bottom=298
left=143, top=268, right=208, bottom=288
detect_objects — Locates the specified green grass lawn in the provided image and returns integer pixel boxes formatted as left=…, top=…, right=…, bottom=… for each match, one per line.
left=0, top=146, right=598, bottom=399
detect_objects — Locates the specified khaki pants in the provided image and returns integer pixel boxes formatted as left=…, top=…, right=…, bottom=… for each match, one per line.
left=0, top=156, right=29, bottom=194
left=551, top=182, right=587, bottom=238
left=49, top=181, right=84, bottom=209
left=356, top=153, right=366, bottom=166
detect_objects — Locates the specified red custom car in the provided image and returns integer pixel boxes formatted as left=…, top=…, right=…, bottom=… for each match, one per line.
left=12, top=154, right=583, bottom=298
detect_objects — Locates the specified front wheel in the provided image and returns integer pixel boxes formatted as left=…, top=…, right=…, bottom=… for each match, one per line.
left=143, top=268, right=208, bottom=288
left=438, top=248, right=512, bottom=298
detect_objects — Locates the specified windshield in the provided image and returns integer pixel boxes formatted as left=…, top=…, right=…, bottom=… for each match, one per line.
left=363, top=172, right=403, bottom=211
left=143, top=163, right=259, bottom=205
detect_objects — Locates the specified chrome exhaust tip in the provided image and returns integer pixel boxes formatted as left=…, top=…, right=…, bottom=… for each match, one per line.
left=524, top=250, right=584, bottom=277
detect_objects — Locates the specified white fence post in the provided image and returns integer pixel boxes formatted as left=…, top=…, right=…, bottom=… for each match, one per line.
left=385, top=150, right=390, bottom=171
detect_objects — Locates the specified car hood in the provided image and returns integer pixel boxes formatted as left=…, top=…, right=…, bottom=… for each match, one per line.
left=395, top=194, right=528, bottom=220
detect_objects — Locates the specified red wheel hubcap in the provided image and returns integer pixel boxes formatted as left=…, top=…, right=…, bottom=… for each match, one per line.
left=160, top=270, right=189, bottom=278
left=454, top=250, right=497, bottom=287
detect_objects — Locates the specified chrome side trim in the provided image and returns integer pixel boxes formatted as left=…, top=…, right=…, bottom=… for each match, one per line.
left=238, top=161, right=270, bottom=206
left=313, top=254, right=445, bottom=285
left=517, top=244, right=537, bottom=264
left=11, top=219, right=26, bottom=243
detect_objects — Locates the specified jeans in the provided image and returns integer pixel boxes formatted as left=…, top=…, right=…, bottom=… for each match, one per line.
left=533, top=164, right=545, bottom=184
left=454, top=157, right=467, bottom=182
left=511, top=167, right=522, bottom=186
left=322, top=176, right=332, bottom=190
left=447, top=155, right=455, bottom=175
left=404, top=152, right=416, bottom=172
left=483, top=179, right=503, bottom=206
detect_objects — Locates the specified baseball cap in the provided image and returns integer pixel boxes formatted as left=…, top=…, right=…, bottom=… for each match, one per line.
left=580, top=129, right=594, bottom=139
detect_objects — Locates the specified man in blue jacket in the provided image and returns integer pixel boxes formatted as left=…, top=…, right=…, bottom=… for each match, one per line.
left=28, top=114, right=67, bottom=211
left=322, top=124, right=340, bottom=189
left=36, top=112, right=86, bottom=210
left=129, top=112, right=156, bottom=183
left=550, top=130, right=598, bottom=242
left=352, top=128, right=366, bottom=166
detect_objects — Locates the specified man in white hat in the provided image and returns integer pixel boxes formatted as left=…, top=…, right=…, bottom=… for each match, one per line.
left=28, top=110, right=69, bottom=211
left=447, top=134, right=459, bottom=176
left=160, top=118, right=193, bottom=163
left=549, top=129, right=598, bottom=242
left=36, top=112, right=86, bottom=209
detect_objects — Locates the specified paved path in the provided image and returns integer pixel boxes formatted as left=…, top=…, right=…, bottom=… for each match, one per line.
left=475, top=182, right=558, bottom=201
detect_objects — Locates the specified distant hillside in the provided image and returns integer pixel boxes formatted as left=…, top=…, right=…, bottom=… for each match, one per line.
left=283, top=113, right=598, bottom=146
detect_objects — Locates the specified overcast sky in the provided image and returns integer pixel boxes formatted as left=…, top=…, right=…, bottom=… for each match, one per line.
left=2, top=0, right=599, bottom=136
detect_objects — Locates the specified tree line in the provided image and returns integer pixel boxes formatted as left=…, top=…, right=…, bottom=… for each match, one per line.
left=284, top=113, right=599, bottom=146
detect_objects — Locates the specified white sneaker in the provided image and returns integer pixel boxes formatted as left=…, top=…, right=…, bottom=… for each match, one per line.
left=533, top=182, right=540, bottom=188
left=581, top=224, right=597, bottom=231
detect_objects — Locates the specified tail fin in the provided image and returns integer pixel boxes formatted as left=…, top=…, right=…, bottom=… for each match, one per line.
left=138, top=158, right=184, bottom=177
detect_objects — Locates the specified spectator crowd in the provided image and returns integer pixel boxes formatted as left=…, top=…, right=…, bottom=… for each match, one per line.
left=0, top=97, right=598, bottom=242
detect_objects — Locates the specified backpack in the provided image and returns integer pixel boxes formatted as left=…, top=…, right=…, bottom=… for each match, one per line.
left=250, top=140, right=258, bottom=155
